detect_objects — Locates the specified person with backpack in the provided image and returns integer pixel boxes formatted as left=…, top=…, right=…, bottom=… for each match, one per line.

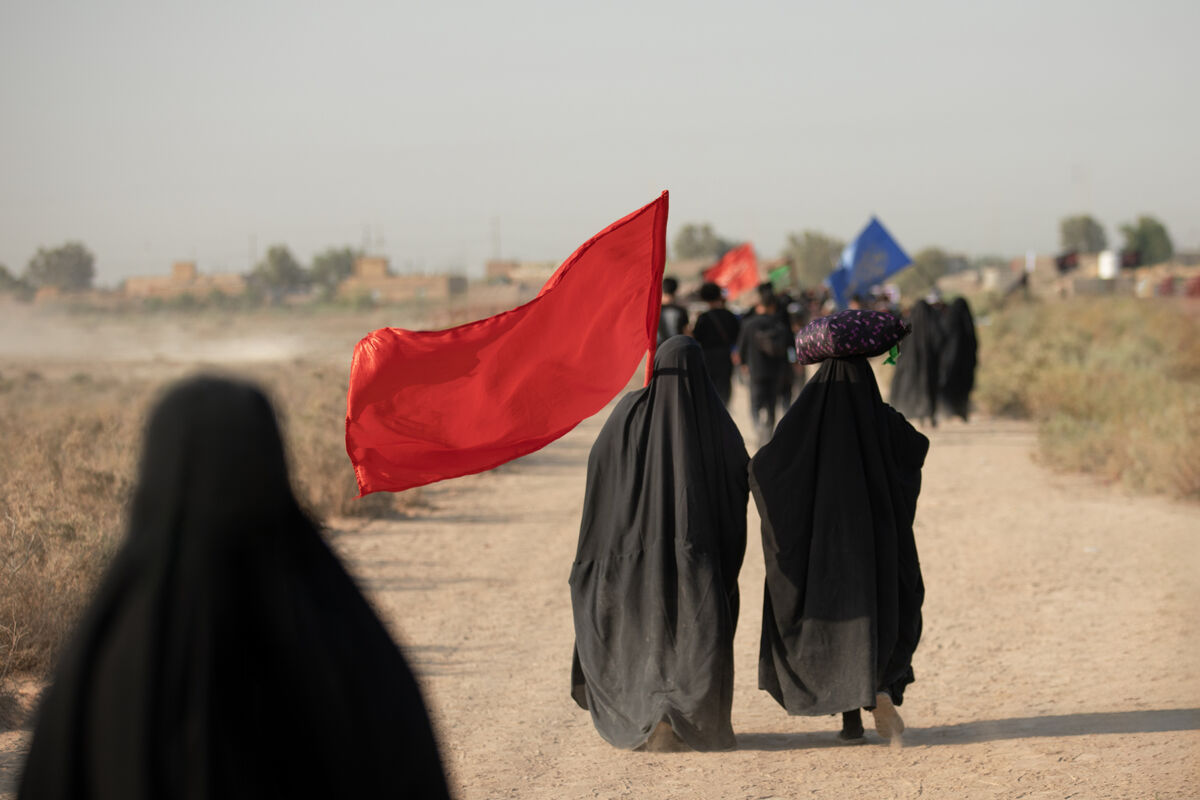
left=735, top=291, right=792, bottom=446
left=657, top=275, right=689, bottom=345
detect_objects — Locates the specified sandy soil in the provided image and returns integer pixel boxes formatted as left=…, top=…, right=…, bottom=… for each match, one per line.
left=332, top=389, right=1200, bottom=800
left=1, top=312, right=1198, bottom=798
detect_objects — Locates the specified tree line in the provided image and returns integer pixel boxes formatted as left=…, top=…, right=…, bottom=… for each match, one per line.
left=1, top=213, right=1177, bottom=301
left=672, top=213, right=1176, bottom=296
left=251, top=245, right=361, bottom=300
left=0, top=242, right=96, bottom=298
left=0, top=243, right=364, bottom=300
left=1058, top=214, right=1173, bottom=266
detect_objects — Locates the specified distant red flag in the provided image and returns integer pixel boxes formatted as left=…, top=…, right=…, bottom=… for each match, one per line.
left=345, top=192, right=669, bottom=496
left=703, top=243, right=759, bottom=299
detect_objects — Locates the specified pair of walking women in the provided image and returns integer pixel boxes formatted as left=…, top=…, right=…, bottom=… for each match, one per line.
left=569, top=334, right=928, bottom=751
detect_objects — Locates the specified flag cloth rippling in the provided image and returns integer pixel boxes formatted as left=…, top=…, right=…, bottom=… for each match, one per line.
left=828, top=217, right=911, bottom=308
left=345, top=192, right=669, bottom=496
left=703, top=242, right=759, bottom=299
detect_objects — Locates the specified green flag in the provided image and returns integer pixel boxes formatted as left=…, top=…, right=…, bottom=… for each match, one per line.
left=768, top=264, right=790, bottom=288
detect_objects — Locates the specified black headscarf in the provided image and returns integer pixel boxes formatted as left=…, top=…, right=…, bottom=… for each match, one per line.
left=749, top=357, right=927, bottom=716
left=19, top=376, right=450, bottom=800
left=569, top=336, right=749, bottom=751
left=938, top=297, right=978, bottom=421
left=889, top=299, right=943, bottom=425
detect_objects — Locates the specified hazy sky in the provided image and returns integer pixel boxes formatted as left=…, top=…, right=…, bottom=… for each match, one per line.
left=2, top=0, right=1197, bottom=286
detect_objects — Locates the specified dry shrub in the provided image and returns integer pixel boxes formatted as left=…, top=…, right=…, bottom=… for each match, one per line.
left=0, top=375, right=141, bottom=676
left=1, top=363, right=420, bottom=678
left=977, top=297, right=1200, bottom=500
left=246, top=360, right=409, bottom=518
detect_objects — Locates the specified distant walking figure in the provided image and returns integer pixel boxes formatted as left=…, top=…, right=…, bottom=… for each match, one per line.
left=657, top=275, right=690, bottom=344
left=691, top=281, right=741, bottom=406
left=750, top=341, right=928, bottom=743
left=19, top=376, right=450, bottom=800
left=570, top=336, right=749, bottom=752
left=889, top=299, right=944, bottom=425
left=937, top=297, right=978, bottom=421
left=736, top=290, right=792, bottom=446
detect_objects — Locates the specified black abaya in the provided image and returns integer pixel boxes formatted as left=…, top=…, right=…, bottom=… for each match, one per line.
left=692, top=307, right=741, bottom=406
left=889, top=300, right=944, bottom=425
left=570, top=336, right=749, bottom=751
left=750, top=357, right=928, bottom=717
left=938, top=297, right=978, bottom=421
left=19, top=377, right=450, bottom=800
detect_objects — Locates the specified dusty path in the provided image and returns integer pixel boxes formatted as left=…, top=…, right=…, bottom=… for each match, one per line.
left=2, top=370, right=1197, bottom=798
left=328, top=385, right=1198, bottom=800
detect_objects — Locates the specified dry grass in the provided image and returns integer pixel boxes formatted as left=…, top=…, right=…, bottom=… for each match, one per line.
left=0, top=361, right=416, bottom=683
left=0, top=372, right=140, bottom=678
left=976, top=297, right=1200, bottom=500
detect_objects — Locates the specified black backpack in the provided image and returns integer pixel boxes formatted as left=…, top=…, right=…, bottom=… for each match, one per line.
left=754, top=322, right=789, bottom=359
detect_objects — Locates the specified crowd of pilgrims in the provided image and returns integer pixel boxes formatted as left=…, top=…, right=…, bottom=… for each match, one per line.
left=17, top=279, right=977, bottom=797
left=662, top=276, right=977, bottom=443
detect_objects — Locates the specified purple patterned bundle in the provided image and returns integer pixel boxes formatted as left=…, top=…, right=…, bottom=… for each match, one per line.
left=793, top=309, right=910, bottom=365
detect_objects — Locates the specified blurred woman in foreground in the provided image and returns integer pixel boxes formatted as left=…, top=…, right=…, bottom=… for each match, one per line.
left=20, top=376, right=450, bottom=799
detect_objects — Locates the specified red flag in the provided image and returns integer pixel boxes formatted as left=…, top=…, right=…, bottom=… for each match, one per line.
left=703, top=243, right=759, bottom=299
left=345, top=192, right=669, bottom=496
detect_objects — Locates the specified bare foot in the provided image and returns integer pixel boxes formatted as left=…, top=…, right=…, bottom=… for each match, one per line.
left=638, top=721, right=689, bottom=753
left=869, top=693, right=905, bottom=746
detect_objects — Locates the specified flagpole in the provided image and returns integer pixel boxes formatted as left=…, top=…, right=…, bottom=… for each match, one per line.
left=644, top=191, right=670, bottom=386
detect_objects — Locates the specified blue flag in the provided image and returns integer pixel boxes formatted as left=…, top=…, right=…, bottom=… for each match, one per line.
left=827, top=217, right=911, bottom=308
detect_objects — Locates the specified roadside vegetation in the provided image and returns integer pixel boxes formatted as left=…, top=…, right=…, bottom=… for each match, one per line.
left=976, top=297, right=1200, bottom=500
left=4, top=294, right=1196, bottom=700
left=0, top=362, right=412, bottom=683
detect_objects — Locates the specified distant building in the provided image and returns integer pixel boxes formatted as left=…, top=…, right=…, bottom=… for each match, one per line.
left=339, top=256, right=467, bottom=303
left=172, top=261, right=198, bottom=282
left=483, top=258, right=558, bottom=286
left=354, top=256, right=390, bottom=280
left=1003, top=253, right=1062, bottom=293
left=664, top=258, right=712, bottom=281
left=123, top=261, right=246, bottom=299
left=33, top=286, right=62, bottom=305
left=485, top=259, right=520, bottom=281
left=30, top=285, right=124, bottom=308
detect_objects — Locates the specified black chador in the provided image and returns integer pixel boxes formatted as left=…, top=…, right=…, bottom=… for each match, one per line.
left=750, top=357, right=927, bottom=736
left=570, top=336, right=749, bottom=751
left=888, top=299, right=943, bottom=425
left=19, top=377, right=450, bottom=800
left=938, top=297, right=978, bottom=421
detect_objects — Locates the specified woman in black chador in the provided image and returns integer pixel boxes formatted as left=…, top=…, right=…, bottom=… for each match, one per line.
left=938, top=297, right=978, bottom=421
left=19, top=377, right=450, bottom=800
left=750, top=356, right=928, bottom=743
left=570, top=336, right=749, bottom=752
left=888, top=299, right=943, bottom=425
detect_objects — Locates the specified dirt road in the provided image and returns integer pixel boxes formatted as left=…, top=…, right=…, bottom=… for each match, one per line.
left=1, top=336, right=1197, bottom=797
left=326, top=386, right=1198, bottom=799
